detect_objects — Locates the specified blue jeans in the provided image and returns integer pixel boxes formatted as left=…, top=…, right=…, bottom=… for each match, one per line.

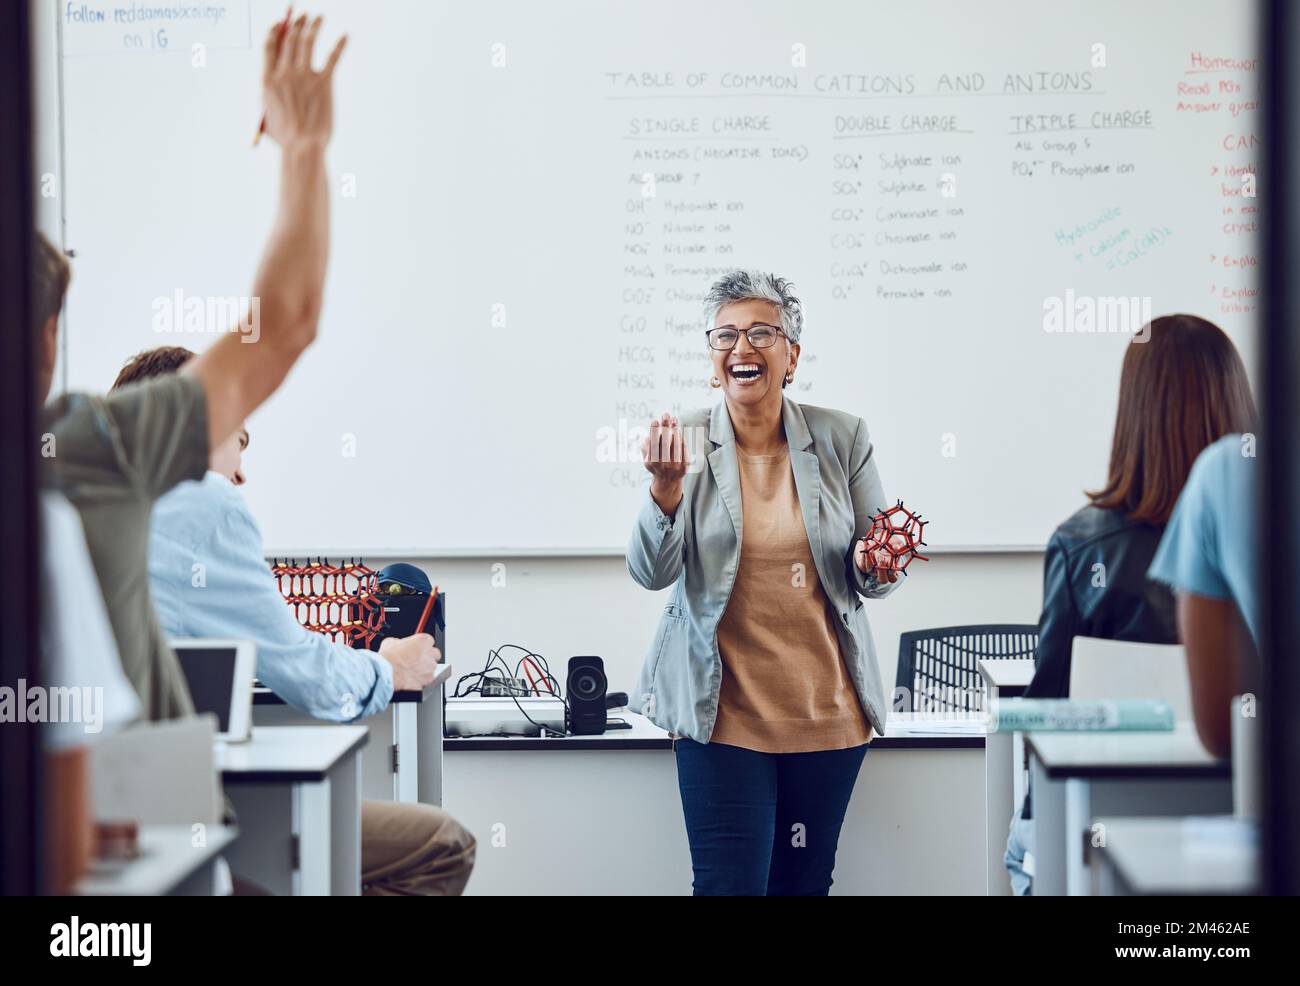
left=673, top=737, right=868, bottom=895
left=1004, top=794, right=1034, bottom=895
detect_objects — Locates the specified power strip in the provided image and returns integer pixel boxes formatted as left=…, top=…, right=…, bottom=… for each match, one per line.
left=479, top=678, right=531, bottom=697
left=445, top=696, right=566, bottom=738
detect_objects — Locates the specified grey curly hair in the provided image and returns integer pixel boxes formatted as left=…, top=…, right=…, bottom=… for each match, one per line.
left=703, top=269, right=804, bottom=344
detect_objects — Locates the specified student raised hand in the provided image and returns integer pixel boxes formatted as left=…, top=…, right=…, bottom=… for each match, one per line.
left=185, top=10, right=347, bottom=461
left=378, top=634, right=440, bottom=692
left=262, top=12, right=347, bottom=150
left=641, top=412, right=690, bottom=519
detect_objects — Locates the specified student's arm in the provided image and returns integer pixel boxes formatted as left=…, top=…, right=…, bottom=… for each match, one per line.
left=185, top=14, right=347, bottom=452
left=1178, top=592, right=1251, bottom=759
left=160, top=501, right=441, bottom=721
left=1148, top=441, right=1249, bottom=757
left=845, top=417, right=901, bottom=599
left=1023, top=532, right=1080, bottom=698
left=165, top=504, right=395, bottom=723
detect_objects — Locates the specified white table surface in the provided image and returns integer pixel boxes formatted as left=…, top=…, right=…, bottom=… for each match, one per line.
left=1026, top=723, right=1228, bottom=776
left=1093, top=816, right=1259, bottom=894
left=1029, top=724, right=1233, bottom=895
left=216, top=725, right=368, bottom=780
left=75, top=824, right=237, bottom=896
left=445, top=711, right=990, bottom=746
left=978, top=658, right=1036, bottom=690
left=218, top=725, right=367, bottom=895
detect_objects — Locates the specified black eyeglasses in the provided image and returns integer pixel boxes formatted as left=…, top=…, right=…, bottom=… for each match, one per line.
left=705, top=323, right=786, bottom=350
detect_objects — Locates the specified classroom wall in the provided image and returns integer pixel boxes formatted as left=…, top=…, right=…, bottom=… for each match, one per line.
left=387, top=551, right=1044, bottom=702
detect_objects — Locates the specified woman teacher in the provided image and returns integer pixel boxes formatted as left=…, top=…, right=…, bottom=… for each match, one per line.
left=626, top=269, right=912, bottom=895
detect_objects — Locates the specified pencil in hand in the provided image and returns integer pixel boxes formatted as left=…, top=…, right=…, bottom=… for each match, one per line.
left=414, top=586, right=440, bottom=637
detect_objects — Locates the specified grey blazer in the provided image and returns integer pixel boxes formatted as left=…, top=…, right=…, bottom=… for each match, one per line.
left=626, top=396, right=901, bottom=744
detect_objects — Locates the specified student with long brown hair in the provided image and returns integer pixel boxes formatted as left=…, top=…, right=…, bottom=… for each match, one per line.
left=1005, top=313, right=1256, bottom=894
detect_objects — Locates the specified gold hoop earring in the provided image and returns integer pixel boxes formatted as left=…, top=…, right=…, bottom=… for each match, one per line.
left=710, top=376, right=722, bottom=389
left=785, top=371, right=794, bottom=384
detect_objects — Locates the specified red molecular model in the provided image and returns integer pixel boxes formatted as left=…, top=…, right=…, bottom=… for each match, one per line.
left=270, top=557, right=388, bottom=649
left=861, top=500, right=930, bottom=573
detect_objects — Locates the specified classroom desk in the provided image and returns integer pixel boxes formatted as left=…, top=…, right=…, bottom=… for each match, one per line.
left=977, top=658, right=1036, bottom=896
left=218, top=725, right=367, bottom=896
left=253, top=663, right=451, bottom=806
left=1027, top=725, right=1232, bottom=896
left=1091, top=816, right=1259, bottom=895
left=75, top=825, right=238, bottom=896
left=978, top=658, right=1036, bottom=696
left=445, top=712, right=986, bottom=895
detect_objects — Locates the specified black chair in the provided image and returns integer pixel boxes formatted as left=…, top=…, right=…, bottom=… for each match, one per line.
left=895, top=625, right=1039, bottom=714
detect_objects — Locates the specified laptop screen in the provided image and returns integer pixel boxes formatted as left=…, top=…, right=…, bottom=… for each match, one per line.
left=174, top=646, right=238, bottom=733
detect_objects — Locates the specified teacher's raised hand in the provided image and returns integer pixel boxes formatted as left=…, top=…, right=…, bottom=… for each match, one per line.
left=642, top=412, right=689, bottom=519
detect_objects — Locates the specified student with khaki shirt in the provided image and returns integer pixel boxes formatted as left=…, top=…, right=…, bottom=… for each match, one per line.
left=33, top=14, right=397, bottom=720
left=34, top=15, right=473, bottom=895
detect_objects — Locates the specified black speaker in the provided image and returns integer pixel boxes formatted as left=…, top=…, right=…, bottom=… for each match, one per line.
left=566, top=656, right=607, bottom=735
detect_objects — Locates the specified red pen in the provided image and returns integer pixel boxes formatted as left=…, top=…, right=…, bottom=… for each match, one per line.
left=253, top=7, right=293, bottom=146
left=414, top=585, right=440, bottom=636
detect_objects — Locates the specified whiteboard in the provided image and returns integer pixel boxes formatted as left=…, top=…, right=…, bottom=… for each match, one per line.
left=54, top=0, right=1260, bottom=554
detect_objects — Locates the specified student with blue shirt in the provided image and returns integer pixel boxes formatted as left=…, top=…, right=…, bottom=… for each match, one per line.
left=112, top=346, right=477, bottom=896
left=1149, top=434, right=1260, bottom=758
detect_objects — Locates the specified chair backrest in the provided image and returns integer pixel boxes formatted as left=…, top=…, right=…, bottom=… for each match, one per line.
left=91, top=714, right=221, bottom=826
left=1067, top=636, right=1192, bottom=720
left=896, top=625, right=1038, bottom=713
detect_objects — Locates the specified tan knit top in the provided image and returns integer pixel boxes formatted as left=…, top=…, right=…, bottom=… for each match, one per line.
left=710, top=444, right=873, bottom=753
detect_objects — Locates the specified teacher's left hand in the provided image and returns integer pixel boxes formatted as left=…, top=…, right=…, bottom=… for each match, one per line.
left=854, top=532, right=909, bottom=584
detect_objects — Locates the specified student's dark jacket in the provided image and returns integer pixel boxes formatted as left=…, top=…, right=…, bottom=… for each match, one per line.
left=1019, top=505, right=1179, bottom=823
left=1024, top=504, right=1178, bottom=700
